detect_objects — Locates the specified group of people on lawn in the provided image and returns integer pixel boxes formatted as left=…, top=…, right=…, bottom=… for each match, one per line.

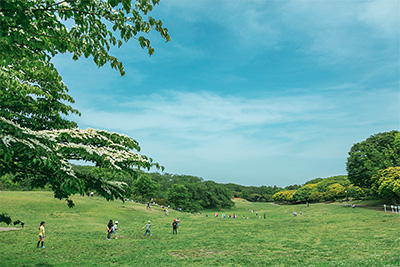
left=106, top=217, right=180, bottom=240
left=36, top=216, right=179, bottom=249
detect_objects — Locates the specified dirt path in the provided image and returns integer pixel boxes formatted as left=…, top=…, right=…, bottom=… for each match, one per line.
left=0, top=227, right=21, bottom=232
left=269, top=202, right=281, bottom=206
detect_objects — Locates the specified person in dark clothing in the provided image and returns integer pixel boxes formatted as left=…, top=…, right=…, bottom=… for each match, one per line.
left=172, top=219, right=178, bottom=234
left=107, top=219, right=113, bottom=240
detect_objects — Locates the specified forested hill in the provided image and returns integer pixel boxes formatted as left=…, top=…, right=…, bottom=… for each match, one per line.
left=0, top=167, right=282, bottom=210
left=148, top=172, right=283, bottom=202
left=0, top=169, right=371, bottom=210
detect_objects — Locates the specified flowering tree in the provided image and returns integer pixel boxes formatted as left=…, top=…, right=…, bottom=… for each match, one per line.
left=0, top=0, right=169, bottom=206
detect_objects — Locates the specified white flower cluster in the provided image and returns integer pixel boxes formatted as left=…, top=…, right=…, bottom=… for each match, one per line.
left=0, top=117, right=57, bottom=142
left=47, top=127, right=108, bottom=140
left=60, top=159, right=77, bottom=178
left=1, top=134, right=51, bottom=151
left=1, top=135, right=17, bottom=147
left=1, top=117, right=148, bottom=171
left=47, top=127, right=139, bottom=148
left=57, top=140, right=148, bottom=170
left=0, top=117, right=76, bottom=178
left=28, top=137, right=52, bottom=152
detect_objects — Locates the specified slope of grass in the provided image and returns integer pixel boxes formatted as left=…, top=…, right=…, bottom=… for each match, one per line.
left=1, top=191, right=399, bottom=266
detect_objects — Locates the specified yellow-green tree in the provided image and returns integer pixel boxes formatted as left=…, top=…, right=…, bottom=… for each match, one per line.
left=323, top=183, right=345, bottom=201
left=273, top=190, right=296, bottom=203
left=293, top=184, right=317, bottom=202
left=371, top=167, right=400, bottom=203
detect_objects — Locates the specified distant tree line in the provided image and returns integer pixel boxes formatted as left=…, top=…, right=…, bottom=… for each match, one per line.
left=66, top=167, right=236, bottom=211
left=223, top=183, right=283, bottom=202
left=135, top=172, right=235, bottom=211
left=2, top=131, right=398, bottom=208
left=0, top=168, right=235, bottom=211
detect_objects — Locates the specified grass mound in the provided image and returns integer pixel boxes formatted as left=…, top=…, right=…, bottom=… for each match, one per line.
left=1, top=191, right=399, bottom=266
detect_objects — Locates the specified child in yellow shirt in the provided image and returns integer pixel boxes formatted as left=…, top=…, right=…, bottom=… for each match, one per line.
left=37, top=221, right=45, bottom=248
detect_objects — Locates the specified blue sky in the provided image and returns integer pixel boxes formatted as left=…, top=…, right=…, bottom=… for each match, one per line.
left=53, top=0, right=400, bottom=187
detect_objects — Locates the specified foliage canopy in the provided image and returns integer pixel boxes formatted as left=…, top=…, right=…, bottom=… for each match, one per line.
left=132, top=174, right=159, bottom=200
left=167, top=184, right=189, bottom=209
left=0, top=0, right=169, bottom=206
left=371, top=167, right=400, bottom=202
left=346, top=130, right=400, bottom=188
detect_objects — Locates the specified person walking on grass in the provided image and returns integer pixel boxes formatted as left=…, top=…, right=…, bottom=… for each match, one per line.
left=112, top=221, right=118, bottom=239
left=106, top=219, right=113, bottom=240
left=172, top=219, right=178, bottom=234
left=143, top=221, right=152, bottom=236
left=37, top=221, right=45, bottom=248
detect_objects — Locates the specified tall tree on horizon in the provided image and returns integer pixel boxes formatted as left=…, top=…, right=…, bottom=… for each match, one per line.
left=346, top=130, right=400, bottom=189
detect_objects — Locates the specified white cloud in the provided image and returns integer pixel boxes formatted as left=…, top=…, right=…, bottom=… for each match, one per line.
left=75, top=90, right=328, bottom=135
left=358, top=0, right=400, bottom=38
left=281, top=0, right=399, bottom=63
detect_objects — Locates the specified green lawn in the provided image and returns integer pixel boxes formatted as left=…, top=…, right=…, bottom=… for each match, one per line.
left=1, top=191, right=399, bottom=266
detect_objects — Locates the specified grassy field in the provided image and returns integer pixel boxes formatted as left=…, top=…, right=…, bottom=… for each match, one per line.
left=0, top=191, right=399, bottom=266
